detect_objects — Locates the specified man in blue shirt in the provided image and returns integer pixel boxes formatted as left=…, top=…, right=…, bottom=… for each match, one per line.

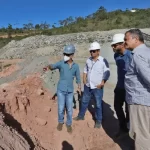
left=111, top=34, right=133, bottom=137
left=43, top=44, right=81, bottom=133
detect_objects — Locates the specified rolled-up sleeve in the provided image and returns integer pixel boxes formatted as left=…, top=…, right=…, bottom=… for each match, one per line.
left=134, top=53, right=150, bottom=85
left=75, top=64, right=81, bottom=84
left=50, top=61, right=61, bottom=70
left=103, top=58, right=110, bottom=80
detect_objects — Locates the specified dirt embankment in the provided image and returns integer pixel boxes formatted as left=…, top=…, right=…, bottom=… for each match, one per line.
left=0, top=69, right=122, bottom=150
left=0, top=108, right=30, bottom=150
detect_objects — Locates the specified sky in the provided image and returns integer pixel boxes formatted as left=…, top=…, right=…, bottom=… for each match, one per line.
left=0, top=0, right=150, bottom=28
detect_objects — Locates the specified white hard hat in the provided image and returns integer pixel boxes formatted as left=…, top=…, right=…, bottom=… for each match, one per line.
left=89, top=42, right=101, bottom=51
left=111, top=33, right=125, bottom=45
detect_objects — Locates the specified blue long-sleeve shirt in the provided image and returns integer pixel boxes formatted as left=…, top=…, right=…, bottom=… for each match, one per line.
left=50, top=60, right=81, bottom=92
left=114, top=50, right=133, bottom=89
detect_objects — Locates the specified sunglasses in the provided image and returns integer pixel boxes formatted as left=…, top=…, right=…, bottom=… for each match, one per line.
left=63, top=53, right=73, bottom=56
left=90, top=50, right=97, bottom=53
left=112, top=42, right=123, bottom=48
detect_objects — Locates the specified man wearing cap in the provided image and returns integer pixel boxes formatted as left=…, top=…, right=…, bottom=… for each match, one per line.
left=43, top=44, right=81, bottom=133
left=74, top=42, right=110, bottom=128
left=111, top=33, right=133, bottom=137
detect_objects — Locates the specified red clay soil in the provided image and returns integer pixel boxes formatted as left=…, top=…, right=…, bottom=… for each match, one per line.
left=0, top=74, right=121, bottom=150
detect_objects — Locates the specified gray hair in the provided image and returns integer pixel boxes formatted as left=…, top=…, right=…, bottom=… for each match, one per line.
left=125, top=29, right=144, bottom=43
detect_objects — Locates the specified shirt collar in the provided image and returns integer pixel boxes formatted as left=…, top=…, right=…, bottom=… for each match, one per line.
left=132, top=44, right=145, bottom=54
left=117, top=49, right=128, bottom=56
left=123, top=49, right=128, bottom=55
left=64, top=60, right=75, bottom=66
left=90, top=56, right=101, bottom=61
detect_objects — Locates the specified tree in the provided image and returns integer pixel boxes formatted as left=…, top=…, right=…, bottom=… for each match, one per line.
left=0, top=27, right=7, bottom=33
left=115, top=16, right=122, bottom=24
left=7, top=24, right=13, bottom=38
left=35, top=24, right=40, bottom=30
left=23, top=23, right=34, bottom=30
left=93, top=6, right=108, bottom=21
left=52, top=25, right=56, bottom=28
left=40, top=22, right=50, bottom=30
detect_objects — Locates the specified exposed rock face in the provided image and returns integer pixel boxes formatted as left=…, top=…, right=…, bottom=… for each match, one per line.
left=0, top=74, right=124, bottom=150
left=0, top=111, right=30, bottom=150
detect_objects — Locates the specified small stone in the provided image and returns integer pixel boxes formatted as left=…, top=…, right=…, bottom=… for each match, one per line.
left=35, top=117, right=47, bottom=126
left=37, top=89, right=44, bottom=95
left=2, top=89, right=6, bottom=92
left=44, top=106, right=51, bottom=112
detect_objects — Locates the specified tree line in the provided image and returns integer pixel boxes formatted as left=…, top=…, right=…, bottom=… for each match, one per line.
left=0, top=6, right=150, bottom=38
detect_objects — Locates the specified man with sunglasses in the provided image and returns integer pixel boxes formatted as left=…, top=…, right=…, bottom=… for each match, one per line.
left=43, top=44, right=81, bottom=133
left=74, top=42, right=110, bottom=128
left=111, top=33, right=133, bottom=138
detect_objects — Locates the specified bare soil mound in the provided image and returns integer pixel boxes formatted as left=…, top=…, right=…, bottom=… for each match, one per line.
left=0, top=74, right=121, bottom=150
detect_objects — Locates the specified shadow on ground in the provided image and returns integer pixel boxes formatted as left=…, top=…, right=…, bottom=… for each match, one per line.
left=88, top=98, right=134, bottom=150
left=51, top=91, right=134, bottom=150
left=62, top=141, right=74, bottom=150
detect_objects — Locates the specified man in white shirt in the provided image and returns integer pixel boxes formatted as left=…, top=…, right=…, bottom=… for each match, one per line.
left=74, top=42, right=110, bottom=128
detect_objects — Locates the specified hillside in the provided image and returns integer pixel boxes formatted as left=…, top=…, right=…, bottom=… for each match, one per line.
left=0, top=7, right=150, bottom=49
left=0, top=27, right=150, bottom=149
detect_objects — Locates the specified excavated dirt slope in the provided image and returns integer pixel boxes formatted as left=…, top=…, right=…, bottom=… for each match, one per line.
left=0, top=65, right=134, bottom=150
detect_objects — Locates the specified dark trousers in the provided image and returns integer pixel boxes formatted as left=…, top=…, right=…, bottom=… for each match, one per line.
left=114, top=88, right=129, bottom=132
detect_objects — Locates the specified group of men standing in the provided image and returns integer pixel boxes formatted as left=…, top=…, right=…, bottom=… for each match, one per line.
left=44, top=28, right=150, bottom=150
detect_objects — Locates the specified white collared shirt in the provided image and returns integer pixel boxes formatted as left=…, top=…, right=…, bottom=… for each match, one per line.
left=84, top=56, right=110, bottom=89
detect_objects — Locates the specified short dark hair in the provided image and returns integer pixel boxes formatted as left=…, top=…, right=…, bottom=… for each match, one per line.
left=125, top=29, right=144, bottom=43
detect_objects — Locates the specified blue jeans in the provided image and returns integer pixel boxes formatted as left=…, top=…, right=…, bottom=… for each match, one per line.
left=78, top=85, right=103, bottom=123
left=57, top=90, right=73, bottom=126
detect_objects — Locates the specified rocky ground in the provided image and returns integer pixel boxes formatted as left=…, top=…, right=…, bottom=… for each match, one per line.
left=0, top=28, right=149, bottom=150
left=0, top=28, right=150, bottom=60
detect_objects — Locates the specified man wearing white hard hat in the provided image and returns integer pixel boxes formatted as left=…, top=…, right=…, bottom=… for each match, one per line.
left=74, top=42, right=110, bottom=128
left=111, top=33, right=133, bottom=137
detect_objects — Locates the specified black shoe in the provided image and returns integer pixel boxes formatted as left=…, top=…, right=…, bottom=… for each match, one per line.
left=57, top=123, right=63, bottom=131
left=94, top=121, right=101, bottom=128
left=66, top=125, right=72, bottom=133
left=73, top=116, right=84, bottom=121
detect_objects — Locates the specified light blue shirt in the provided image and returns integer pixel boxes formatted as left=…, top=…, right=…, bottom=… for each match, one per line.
left=125, top=44, right=150, bottom=106
left=84, top=56, right=110, bottom=89
left=51, top=60, right=81, bottom=92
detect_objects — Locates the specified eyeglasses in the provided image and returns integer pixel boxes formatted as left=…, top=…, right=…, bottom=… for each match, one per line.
left=90, top=50, right=97, bottom=53
left=63, top=53, right=73, bottom=56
